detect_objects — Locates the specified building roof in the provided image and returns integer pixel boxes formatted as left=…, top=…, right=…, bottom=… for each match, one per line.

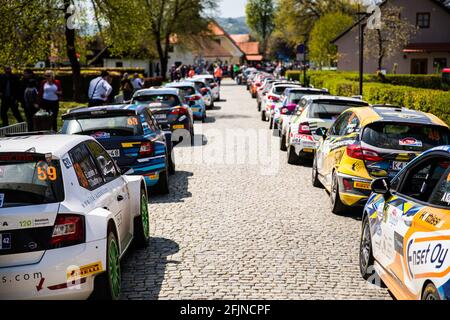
left=230, top=34, right=251, bottom=43
left=238, top=42, right=260, bottom=55
left=246, top=54, right=264, bottom=61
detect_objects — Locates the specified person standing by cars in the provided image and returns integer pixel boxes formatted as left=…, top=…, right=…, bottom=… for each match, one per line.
left=131, top=73, right=144, bottom=92
left=0, top=66, right=23, bottom=127
left=214, top=64, right=223, bottom=86
left=88, top=71, right=113, bottom=107
left=23, top=79, right=39, bottom=132
left=39, top=70, right=62, bottom=132
left=120, top=73, right=133, bottom=102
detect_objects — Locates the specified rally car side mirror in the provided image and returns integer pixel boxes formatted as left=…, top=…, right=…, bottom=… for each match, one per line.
left=371, top=178, right=391, bottom=195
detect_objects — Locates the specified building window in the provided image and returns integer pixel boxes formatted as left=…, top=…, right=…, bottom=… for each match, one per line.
left=416, top=13, right=430, bottom=28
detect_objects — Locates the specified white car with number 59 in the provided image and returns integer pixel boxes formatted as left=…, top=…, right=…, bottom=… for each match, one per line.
left=0, top=134, right=150, bottom=300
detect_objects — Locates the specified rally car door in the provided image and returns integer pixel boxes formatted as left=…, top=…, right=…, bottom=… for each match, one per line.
left=375, top=154, right=450, bottom=292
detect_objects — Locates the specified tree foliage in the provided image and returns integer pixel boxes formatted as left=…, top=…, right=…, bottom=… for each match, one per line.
left=274, top=0, right=356, bottom=45
left=364, top=5, right=417, bottom=70
left=309, top=12, right=353, bottom=68
left=245, top=0, right=275, bottom=55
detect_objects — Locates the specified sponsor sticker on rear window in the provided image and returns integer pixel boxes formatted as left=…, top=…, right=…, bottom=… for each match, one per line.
left=0, top=232, right=11, bottom=250
left=91, top=132, right=110, bottom=139
left=399, top=138, right=423, bottom=148
left=0, top=193, right=4, bottom=208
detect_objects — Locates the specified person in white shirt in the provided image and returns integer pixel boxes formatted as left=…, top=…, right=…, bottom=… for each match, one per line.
left=88, top=71, right=113, bottom=107
left=131, top=73, right=144, bottom=92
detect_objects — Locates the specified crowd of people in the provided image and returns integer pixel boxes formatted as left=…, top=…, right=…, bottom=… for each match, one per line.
left=169, top=61, right=243, bottom=85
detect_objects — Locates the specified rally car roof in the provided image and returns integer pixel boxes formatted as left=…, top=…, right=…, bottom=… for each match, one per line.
left=0, top=134, right=92, bottom=158
left=165, top=81, right=196, bottom=88
left=63, top=104, right=144, bottom=119
left=133, top=88, right=180, bottom=97
left=350, top=106, right=449, bottom=128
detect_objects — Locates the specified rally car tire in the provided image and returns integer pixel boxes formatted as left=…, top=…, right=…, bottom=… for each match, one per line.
left=422, top=283, right=441, bottom=300
left=280, top=133, right=287, bottom=151
left=330, top=171, right=347, bottom=214
left=312, top=156, right=323, bottom=188
left=155, top=169, right=169, bottom=195
left=134, top=189, right=150, bottom=248
left=91, top=230, right=121, bottom=300
left=261, top=110, right=266, bottom=122
left=168, top=151, right=176, bottom=175
left=257, top=102, right=261, bottom=112
left=287, top=145, right=301, bottom=165
left=359, top=215, right=375, bottom=280
left=269, top=118, right=273, bottom=130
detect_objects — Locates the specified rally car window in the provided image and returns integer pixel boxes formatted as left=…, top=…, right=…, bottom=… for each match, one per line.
left=69, top=144, right=104, bottom=190
left=86, top=141, right=120, bottom=183
left=428, top=161, right=450, bottom=208
left=362, top=123, right=449, bottom=152
left=308, top=102, right=362, bottom=121
left=133, top=94, right=181, bottom=107
left=397, top=156, right=449, bottom=203
left=144, top=110, right=159, bottom=132
left=0, top=154, right=64, bottom=208
left=330, top=112, right=352, bottom=136
left=63, top=115, right=143, bottom=137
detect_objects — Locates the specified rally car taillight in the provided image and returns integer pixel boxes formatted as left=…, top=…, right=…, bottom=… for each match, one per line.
left=298, top=122, right=311, bottom=135
left=268, top=95, right=279, bottom=102
left=346, top=143, right=383, bottom=162
left=50, top=215, right=85, bottom=248
left=139, top=141, right=154, bottom=156
left=171, top=107, right=188, bottom=116
left=188, top=95, right=202, bottom=101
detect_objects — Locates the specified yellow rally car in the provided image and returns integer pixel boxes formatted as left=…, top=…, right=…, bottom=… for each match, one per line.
left=360, top=146, right=450, bottom=300
left=312, top=105, right=450, bottom=214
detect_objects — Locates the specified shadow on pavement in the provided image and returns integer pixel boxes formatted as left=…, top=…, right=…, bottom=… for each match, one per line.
left=210, top=105, right=222, bottom=111
left=203, top=116, right=216, bottom=123
left=150, top=171, right=193, bottom=203
left=121, top=237, right=180, bottom=300
left=215, top=114, right=252, bottom=120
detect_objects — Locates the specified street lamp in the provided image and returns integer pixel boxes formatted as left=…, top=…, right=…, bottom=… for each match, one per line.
left=357, top=3, right=367, bottom=96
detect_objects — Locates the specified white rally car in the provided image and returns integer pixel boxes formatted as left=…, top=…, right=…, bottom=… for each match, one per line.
left=0, top=134, right=149, bottom=300
left=193, top=74, right=220, bottom=101
left=285, top=95, right=370, bottom=165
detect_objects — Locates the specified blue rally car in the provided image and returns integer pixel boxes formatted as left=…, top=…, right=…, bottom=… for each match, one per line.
left=61, top=104, right=174, bottom=194
left=165, top=81, right=207, bottom=122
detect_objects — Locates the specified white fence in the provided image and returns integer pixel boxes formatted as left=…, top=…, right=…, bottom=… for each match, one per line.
left=0, top=122, right=28, bottom=137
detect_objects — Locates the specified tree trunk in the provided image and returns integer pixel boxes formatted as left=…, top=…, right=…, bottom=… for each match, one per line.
left=64, top=1, right=82, bottom=102
left=377, top=29, right=383, bottom=71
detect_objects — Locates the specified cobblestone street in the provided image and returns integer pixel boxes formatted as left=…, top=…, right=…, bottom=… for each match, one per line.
left=121, top=79, right=392, bottom=300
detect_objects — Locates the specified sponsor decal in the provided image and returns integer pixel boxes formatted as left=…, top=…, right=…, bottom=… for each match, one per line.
left=173, top=124, right=185, bottom=130
left=399, top=138, right=423, bottom=148
left=91, top=132, right=110, bottom=139
left=0, top=233, right=11, bottom=250
left=394, top=232, right=404, bottom=256
left=420, top=211, right=444, bottom=228
left=0, top=193, right=4, bottom=208
left=67, top=261, right=103, bottom=282
left=62, top=157, right=72, bottom=169
left=354, top=181, right=371, bottom=190
left=406, top=234, right=450, bottom=280
left=441, top=192, right=450, bottom=205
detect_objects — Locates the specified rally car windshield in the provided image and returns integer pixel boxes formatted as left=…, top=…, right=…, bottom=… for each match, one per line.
left=133, top=94, right=181, bottom=107
left=63, top=116, right=143, bottom=137
left=0, top=156, right=64, bottom=208
left=309, top=102, right=366, bottom=120
left=362, top=123, right=450, bottom=151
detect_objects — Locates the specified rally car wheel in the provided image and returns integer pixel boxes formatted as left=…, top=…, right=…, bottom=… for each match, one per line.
left=155, top=169, right=169, bottom=195
left=168, top=150, right=176, bottom=175
left=202, top=113, right=206, bottom=123
left=422, top=283, right=441, bottom=300
left=257, top=102, right=261, bottom=112
left=330, top=171, right=347, bottom=214
left=92, top=230, right=121, bottom=300
left=134, top=189, right=150, bottom=248
left=359, top=215, right=375, bottom=280
left=261, top=110, right=266, bottom=122
left=269, top=118, right=273, bottom=130
left=312, top=156, right=323, bottom=188
left=287, top=145, right=301, bottom=165
left=280, top=133, right=287, bottom=151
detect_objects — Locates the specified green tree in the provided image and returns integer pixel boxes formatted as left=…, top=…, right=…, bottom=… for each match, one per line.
left=309, top=12, right=353, bottom=68
left=245, top=0, right=275, bottom=56
left=274, top=0, right=356, bottom=45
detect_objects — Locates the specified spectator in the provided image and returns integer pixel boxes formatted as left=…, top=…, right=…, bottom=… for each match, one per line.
left=214, top=64, right=223, bottom=86
left=0, top=66, right=23, bottom=127
left=131, top=73, right=144, bottom=91
left=88, top=71, right=112, bottom=107
left=39, top=70, right=62, bottom=132
left=23, top=79, right=39, bottom=132
left=188, top=67, right=195, bottom=78
left=120, top=73, right=133, bottom=102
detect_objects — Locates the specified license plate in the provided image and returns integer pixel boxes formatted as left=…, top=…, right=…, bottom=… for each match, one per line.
left=107, top=149, right=120, bottom=158
left=0, top=233, right=11, bottom=250
left=154, top=114, right=167, bottom=120
left=192, top=108, right=200, bottom=112
left=173, top=124, right=184, bottom=129
left=391, top=161, right=407, bottom=171
left=303, top=148, right=314, bottom=153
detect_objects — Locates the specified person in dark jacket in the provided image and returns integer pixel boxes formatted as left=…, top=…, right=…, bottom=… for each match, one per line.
left=0, top=66, right=23, bottom=127
left=23, top=79, right=39, bottom=132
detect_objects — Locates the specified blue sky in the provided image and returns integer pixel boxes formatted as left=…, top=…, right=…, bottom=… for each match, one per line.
left=218, top=0, right=248, bottom=18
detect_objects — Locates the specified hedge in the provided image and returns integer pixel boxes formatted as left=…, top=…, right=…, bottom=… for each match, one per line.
left=305, top=71, right=450, bottom=125
left=26, top=69, right=162, bottom=102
